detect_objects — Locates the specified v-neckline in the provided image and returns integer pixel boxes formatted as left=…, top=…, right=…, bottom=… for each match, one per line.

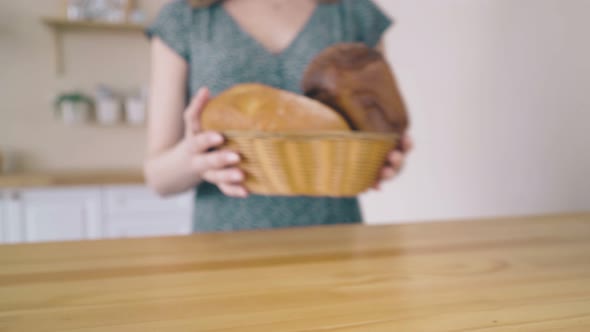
left=221, top=3, right=320, bottom=57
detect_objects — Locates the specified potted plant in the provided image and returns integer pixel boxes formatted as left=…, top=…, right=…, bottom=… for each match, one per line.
left=54, top=92, right=93, bottom=125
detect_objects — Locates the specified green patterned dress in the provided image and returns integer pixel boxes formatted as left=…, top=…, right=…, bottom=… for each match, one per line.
left=147, top=0, right=392, bottom=232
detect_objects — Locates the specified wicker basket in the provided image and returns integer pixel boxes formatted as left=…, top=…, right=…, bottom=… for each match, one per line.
left=223, top=131, right=398, bottom=197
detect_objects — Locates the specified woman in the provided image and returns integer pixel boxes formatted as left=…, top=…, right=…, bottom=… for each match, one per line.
left=144, top=0, right=413, bottom=232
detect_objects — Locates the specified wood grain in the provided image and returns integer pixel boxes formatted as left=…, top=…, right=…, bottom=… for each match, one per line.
left=0, top=213, right=589, bottom=331
left=0, top=170, right=144, bottom=188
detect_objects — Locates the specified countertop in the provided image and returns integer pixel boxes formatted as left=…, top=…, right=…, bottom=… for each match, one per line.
left=0, top=213, right=589, bottom=331
left=0, top=170, right=144, bottom=188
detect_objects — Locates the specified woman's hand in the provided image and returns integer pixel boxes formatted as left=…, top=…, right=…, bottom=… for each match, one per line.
left=182, top=87, right=248, bottom=198
left=373, top=133, right=413, bottom=190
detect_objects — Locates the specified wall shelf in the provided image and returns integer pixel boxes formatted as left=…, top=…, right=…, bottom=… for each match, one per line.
left=41, top=17, right=147, bottom=75
left=42, top=17, right=146, bottom=31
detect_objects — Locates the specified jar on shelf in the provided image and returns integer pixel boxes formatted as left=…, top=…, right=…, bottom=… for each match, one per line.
left=125, top=96, right=145, bottom=125
left=66, top=0, right=88, bottom=21
left=125, top=86, right=148, bottom=125
left=94, top=84, right=122, bottom=125
left=96, top=97, right=122, bottom=125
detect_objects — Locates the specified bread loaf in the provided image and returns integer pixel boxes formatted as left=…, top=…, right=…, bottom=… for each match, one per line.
left=302, top=43, right=409, bottom=134
left=201, top=83, right=350, bottom=132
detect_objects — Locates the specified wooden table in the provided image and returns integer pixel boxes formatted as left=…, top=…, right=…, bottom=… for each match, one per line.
left=0, top=213, right=589, bottom=331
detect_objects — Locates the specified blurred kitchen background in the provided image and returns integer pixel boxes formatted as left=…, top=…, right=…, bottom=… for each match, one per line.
left=0, top=0, right=588, bottom=244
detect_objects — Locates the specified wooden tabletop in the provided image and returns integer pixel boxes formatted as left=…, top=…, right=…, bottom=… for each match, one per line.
left=0, top=213, right=589, bottom=331
left=0, top=170, right=144, bottom=188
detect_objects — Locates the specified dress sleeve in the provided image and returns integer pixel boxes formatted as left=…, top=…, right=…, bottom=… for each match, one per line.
left=145, top=0, right=190, bottom=61
left=346, top=0, right=393, bottom=47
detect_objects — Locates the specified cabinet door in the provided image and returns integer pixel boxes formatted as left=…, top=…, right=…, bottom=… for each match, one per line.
left=2, top=191, right=25, bottom=244
left=104, top=186, right=193, bottom=215
left=19, top=188, right=102, bottom=243
left=103, top=186, right=193, bottom=239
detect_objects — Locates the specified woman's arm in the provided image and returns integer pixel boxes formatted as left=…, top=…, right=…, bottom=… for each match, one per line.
left=144, top=37, right=197, bottom=195
left=143, top=38, right=247, bottom=197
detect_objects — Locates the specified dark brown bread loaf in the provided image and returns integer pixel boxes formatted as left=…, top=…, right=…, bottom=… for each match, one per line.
left=302, top=43, right=409, bottom=134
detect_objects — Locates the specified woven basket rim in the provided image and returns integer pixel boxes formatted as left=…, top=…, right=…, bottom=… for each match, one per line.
left=223, top=130, right=398, bottom=141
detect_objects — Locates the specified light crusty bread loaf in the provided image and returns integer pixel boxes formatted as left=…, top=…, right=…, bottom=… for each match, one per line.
left=302, top=43, right=409, bottom=134
left=201, top=83, right=350, bottom=132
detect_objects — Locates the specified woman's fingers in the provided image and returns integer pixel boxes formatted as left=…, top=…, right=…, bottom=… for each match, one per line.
left=377, top=151, right=403, bottom=182
left=202, top=168, right=244, bottom=184
left=400, top=133, right=414, bottom=153
left=202, top=167, right=249, bottom=198
left=202, top=150, right=240, bottom=169
left=372, top=150, right=404, bottom=189
left=192, top=149, right=240, bottom=175
left=369, top=134, right=414, bottom=192
left=387, top=150, right=404, bottom=172
left=218, top=183, right=249, bottom=198
left=380, top=165, right=398, bottom=180
left=185, top=131, right=224, bottom=154
left=184, top=87, right=210, bottom=136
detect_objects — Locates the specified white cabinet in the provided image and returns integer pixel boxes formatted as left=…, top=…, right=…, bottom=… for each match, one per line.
left=0, top=185, right=193, bottom=244
left=102, top=186, right=192, bottom=239
left=18, top=188, right=102, bottom=243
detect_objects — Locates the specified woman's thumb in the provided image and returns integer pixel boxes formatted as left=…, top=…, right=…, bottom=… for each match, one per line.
left=184, top=87, right=210, bottom=136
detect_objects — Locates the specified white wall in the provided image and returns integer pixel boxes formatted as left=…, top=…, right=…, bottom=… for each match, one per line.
left=361, top=0, right=590, bottom=223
